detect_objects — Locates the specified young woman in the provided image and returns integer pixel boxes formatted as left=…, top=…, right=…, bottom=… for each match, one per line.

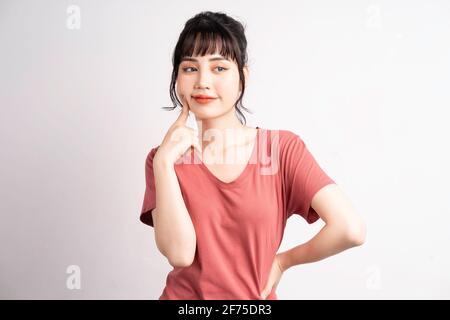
left=140, top=11, right=366, bottom=300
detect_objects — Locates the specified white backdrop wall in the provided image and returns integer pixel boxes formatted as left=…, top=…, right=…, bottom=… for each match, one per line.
left=0, top=0, right=449, bottom=299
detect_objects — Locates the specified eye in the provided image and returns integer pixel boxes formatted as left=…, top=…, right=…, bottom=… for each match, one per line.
left=182, top=67, right=196, bottom=73
left=215, top=66, right=228, bottom=72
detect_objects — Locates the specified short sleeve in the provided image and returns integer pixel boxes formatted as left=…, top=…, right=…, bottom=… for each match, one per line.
left=282, top=134, right=336, bottom=224
left=140, top=147, right=159, bottom=227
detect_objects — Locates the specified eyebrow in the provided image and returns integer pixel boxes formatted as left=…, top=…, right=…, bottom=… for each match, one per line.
left=180, top=56, right=230, bottom=62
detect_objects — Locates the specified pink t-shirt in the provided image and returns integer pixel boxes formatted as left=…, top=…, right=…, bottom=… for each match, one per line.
left=140, top=127, right=336, bottom=300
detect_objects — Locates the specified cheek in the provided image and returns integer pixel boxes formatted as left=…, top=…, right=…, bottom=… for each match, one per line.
left=176, top=76, right=191, bottom=95
left=215, top=74, right=240, bottom=97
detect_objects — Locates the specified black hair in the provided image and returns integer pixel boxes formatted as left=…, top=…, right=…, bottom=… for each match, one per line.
left=163, top=11, right=252, bottom=125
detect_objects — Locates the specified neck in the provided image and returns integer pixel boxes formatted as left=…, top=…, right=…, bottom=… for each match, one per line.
left=193, top=107, right=250, bottom=152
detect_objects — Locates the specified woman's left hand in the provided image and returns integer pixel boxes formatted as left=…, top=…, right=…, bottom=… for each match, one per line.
left=260, top=254, right=286, bottom=299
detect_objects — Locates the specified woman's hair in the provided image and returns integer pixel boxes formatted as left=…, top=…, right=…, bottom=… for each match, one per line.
left=163, top=11, right=252, bottom=125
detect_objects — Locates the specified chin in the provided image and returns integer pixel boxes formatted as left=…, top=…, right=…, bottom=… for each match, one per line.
left=192, top=103, right=219, bottom=112
left=194, top=109, right=225, bottom=121
left=193, top=111, right=219, bottom=121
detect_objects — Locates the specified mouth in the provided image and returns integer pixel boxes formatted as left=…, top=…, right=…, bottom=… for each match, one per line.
left=192, top=95, right=218, bottom=104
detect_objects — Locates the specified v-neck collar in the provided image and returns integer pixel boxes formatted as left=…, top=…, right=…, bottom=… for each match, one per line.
left=193, top=126, right=260, bottom=188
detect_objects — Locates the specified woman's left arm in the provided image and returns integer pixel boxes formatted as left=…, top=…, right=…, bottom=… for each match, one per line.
left=261, top=183, right=366, bottom=299
left=279, top=183, right=367, bottom=271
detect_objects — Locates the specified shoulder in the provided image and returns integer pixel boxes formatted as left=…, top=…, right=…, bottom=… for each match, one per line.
left=263, top=128, right=306, bottom=154
left=277, top=129, right=302, bottom=142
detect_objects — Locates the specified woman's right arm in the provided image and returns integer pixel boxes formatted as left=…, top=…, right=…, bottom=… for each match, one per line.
left=151, top=156, right=197, bottom=268
left=150, top=95, right=201, bottom=268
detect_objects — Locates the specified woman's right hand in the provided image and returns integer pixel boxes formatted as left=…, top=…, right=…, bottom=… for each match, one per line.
left=154, top=95, right=201, bottom=166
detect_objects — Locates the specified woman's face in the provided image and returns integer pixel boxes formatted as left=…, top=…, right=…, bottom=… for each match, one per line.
left=176, top=53, right=247, bottom=121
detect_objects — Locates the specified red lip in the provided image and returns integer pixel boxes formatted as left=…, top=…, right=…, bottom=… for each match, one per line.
left=192, top=95, right=217, bottom=104
left=192, top=94, right=217, bottom=99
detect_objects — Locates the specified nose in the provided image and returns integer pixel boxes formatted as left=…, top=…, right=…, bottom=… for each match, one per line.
left=194, top=68, right=212, bottom=90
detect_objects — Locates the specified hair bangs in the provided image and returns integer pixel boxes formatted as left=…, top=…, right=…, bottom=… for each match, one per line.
left=177, top=30, right=239, bottom=63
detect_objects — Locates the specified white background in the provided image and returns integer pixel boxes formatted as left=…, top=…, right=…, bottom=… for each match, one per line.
left=0, top=0, right=449, bottom=299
